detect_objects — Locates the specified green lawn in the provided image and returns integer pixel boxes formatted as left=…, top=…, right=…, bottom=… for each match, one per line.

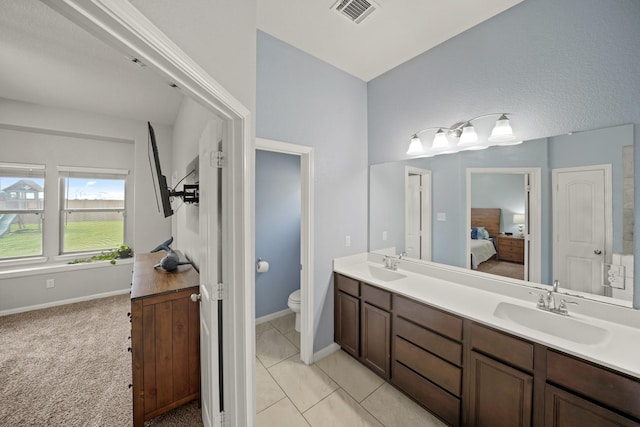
left=0, top=220, right=123, bottom=258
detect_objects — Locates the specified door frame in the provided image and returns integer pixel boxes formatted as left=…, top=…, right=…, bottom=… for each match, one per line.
left=466, top=167, right=542, bottom=283
left=405, top=166, right=431, bottom=261
left=256, top=137, right=315, bottom=365
left=552, top=164, right=613, bottom=290
left=45, top=1, right=255, bottom=425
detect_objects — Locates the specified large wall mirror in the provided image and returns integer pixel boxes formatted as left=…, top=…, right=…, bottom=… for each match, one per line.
left=370, top=123, right=634, bottom=306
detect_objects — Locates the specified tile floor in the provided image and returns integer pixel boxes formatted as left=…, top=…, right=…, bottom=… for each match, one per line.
left=256, top=312, right=447, bottom=427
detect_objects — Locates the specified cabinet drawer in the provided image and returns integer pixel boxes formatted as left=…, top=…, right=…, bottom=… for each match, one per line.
left=394, top=336, right=461, bottom=396
left=546, top=350, right=640, bottom=420
left=545, top=384, right=640, bottom=427
left=393, top=361, right=460, bottom=427
left=335, top=273, right=359, bottom=297
left=362, top=283, right=391, bottom=311
left=394, top=316, right=462, bottom=366
left=471, top=323, right=533, bottom=371
left=394, top=295, right=463, bottom=341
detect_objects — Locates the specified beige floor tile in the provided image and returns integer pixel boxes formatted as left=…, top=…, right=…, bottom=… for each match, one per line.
left=256, top=397, right=310, bottom=427
left=284, top=330, right=300, bottom=350
left=257, top=327, right=299, bottom=368
left=316, top=350, right=385, bottom=402
left=256, top=358, right=286, bottom=413
left=269, top=354, right=339, bottom=412
left=361, top=382, right=447, bottom=427
left=256, top=321, right=275, bottom=339
left=304, top=389, right=383, bottom=427
left=270, top=312, right=296, bottom=334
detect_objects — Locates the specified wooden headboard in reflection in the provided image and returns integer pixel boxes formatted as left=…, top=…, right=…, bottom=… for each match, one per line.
left=471, top=208, right=501, bottom=237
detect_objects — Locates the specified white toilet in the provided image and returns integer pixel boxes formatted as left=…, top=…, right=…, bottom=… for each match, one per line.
left=287, top=289, right=301, bottom=332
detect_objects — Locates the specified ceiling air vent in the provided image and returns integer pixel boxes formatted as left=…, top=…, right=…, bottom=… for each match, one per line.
left=331, top=0, right=378, bottom=24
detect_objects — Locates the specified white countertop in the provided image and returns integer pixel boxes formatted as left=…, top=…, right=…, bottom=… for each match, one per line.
left=334, top=252, right=640, bottom=379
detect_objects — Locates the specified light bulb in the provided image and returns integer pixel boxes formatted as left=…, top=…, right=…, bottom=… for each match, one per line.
left=488, top=114, right=515, bottom=142
left=407, top=134, right=425, bottom=155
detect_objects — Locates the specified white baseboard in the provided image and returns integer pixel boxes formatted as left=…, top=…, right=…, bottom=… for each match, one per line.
left=255, top=308, right=292, bottom=325
left=0, top=288, right=131, bottom=317
left=313, top=342, right=340, bottom=363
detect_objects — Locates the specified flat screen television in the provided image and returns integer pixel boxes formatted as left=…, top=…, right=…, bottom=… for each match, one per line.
left=147, top=121, right=174, bottom=218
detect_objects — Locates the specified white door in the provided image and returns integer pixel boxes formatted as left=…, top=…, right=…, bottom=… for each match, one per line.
left=197, top=122, right=222, bottom=427
left=406, top=174, right=421, bottom=259
left=405, top=168, right=431, bottom=261
left=553, top=166, right=611, bottom=295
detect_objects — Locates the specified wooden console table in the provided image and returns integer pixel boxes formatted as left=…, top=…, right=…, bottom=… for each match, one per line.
left=130, top=251, right=200, bottom=427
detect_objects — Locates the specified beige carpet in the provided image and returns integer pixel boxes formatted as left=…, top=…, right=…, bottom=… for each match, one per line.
left=0, top=294, right=203, bottom=427
left=477, top=259, right=525, bottom=280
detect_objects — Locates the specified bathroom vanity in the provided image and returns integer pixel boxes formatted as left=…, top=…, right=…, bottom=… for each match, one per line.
left=334, top=254, right=640, bottom=427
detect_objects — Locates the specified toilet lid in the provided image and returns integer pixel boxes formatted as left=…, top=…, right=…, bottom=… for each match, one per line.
left=289, top=289, right=301, bottom=303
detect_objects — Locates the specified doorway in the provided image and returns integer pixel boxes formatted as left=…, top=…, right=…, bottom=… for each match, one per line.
left=405, top=167, right=431, bottom=261
left=466, top=168, right=541, bottom=283
left=552, top=165, right=612, bottom=295
left=255, top=138, right=314, bottom=365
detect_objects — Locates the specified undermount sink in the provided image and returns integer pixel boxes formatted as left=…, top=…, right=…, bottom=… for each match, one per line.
left=493, top=302, right=610, bottom=345
left=365, top=265, right=406, bottom=282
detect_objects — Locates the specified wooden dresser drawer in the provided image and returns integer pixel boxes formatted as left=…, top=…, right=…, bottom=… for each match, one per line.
left=362, top=283, right=392, bottom=311
left=393, top=295, right=463, bottom=341
left=394, top=336, right=461, bottom=396
left=394, top=316, right=462, bottom=366
left=335, top=273, right=359, bottom=297
left=546, top=350, right=640, bottom=420
left=471, top=322, right=534, bottom=371
left=393, top=361, right=460, bottom=427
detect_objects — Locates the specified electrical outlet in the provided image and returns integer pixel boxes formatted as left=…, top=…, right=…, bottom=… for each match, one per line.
left=345, top=235, right=351, bottom=247
left=382, top=231, right=388, bottom=241
left=603, top=264, right=625, bottom=289
left=46, top=278, right=55, bottom=288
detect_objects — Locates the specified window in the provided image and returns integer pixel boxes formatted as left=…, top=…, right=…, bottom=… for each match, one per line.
left=0, top=163, right=46, bottom=259
left=59, top=167, right=128, bottom=254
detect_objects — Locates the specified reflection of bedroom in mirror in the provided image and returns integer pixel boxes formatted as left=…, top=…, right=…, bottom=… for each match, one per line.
left=467, top=167, right=543, bottom=283
left=467, top=169, right=540, bottom=281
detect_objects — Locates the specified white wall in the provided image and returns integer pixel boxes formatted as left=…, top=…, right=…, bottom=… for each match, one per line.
left=0, top=98, right=172, bottom=313
left=170, top=97, right=222, bottom=269
left=130, top=0, right=257, bottom=115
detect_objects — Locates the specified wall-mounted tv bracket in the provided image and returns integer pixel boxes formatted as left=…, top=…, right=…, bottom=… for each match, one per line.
left=170, top=184, right=199, bottom=204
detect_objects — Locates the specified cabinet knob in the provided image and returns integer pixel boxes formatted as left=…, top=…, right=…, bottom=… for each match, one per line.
left=594, top=249, right=602, bottom=255
left=128, top=384, right=133, bottom=389
left=127, top=312, right=131, bottom=317
left=128, top=347, right=132, bottom=352
left=190, top=293, right=201, bottom=302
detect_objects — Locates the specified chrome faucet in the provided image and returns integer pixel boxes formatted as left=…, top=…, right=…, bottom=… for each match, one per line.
left=382, top=255, right=400, bottom=271
left=399, top=252, right=407, bottom=259
left=529, top=280, right=577, bottom=315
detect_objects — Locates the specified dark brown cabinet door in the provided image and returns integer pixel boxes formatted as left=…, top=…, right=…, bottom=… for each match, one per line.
left=336, top=291, right=360, bottom=357
left=545, top=384, right=640, bottom=427
left=361, top=302, right=390, bottom=379
left=468, top=351, right=533, bottom=427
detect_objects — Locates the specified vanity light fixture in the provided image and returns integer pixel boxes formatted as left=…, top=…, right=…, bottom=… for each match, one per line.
left=407, top=113, right=517, bottom=156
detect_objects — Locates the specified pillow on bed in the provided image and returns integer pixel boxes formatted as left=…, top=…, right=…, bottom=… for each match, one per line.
left=471, top=226, right=490, bottom=240
left=471, top=227, right=478, bottom=239
left=479, top=227, right=490, bottom=239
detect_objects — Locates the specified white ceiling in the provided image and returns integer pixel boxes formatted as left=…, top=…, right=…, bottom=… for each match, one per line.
left=258, top=0, right=523, bottom=81
left=0, top=0, right=522, bottom=124
left=0, top=0, right=183, bottom=125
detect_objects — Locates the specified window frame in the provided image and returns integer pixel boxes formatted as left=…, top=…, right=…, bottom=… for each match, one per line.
left=58, top=166, right=129, bottom=256
left=0, top=162, right=46, bottom=261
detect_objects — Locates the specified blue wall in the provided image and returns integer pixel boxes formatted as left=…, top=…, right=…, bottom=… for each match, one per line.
left=367, top=0, right=640, bottom=307
left=471, top=173, right=526, bottom=236
left=256, top=31, right=369, bottom=351
left=255, top=150, right=301, bottom=318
